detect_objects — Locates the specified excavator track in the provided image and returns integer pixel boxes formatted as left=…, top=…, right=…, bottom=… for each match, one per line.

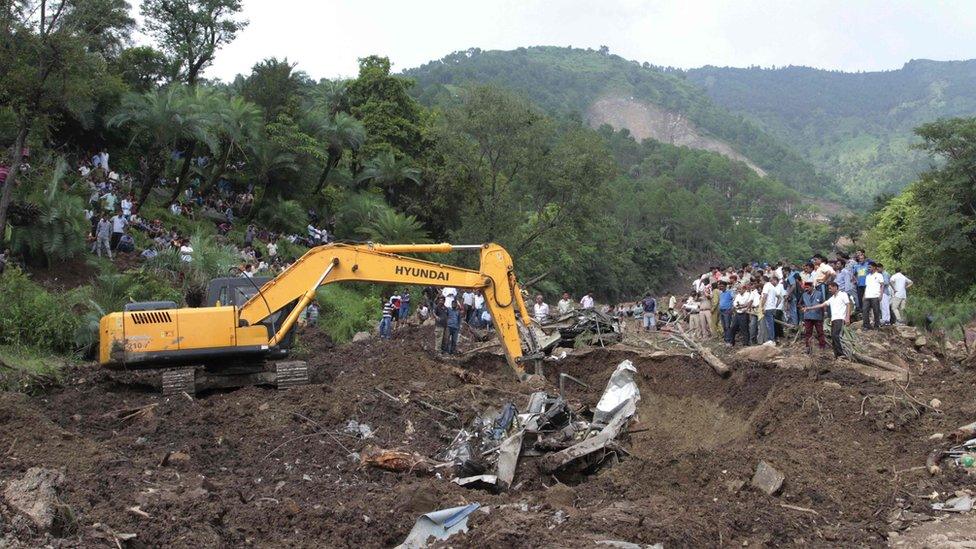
left=161, top=367, right=196, bottom=396
left=160, top=362, right=309, bottom=395
left=275, top=361, right=310, bottom=389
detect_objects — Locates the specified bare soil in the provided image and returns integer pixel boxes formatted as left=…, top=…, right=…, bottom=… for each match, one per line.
left=2, top=325, right=975, bottom=547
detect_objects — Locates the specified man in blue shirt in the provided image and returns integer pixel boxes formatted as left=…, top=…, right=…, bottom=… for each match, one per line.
left=717, top=281, right=735, bottom=343
left=852, top=249, right=872, bottom=312
left=799, top=283, right=827, bottom=353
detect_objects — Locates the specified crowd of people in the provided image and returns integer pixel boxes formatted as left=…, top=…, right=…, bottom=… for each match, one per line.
left=668, top=251, right=914, bottom=358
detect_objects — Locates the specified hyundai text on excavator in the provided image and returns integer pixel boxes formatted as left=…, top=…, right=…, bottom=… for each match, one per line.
left=98, top=243, right=542, bottom=394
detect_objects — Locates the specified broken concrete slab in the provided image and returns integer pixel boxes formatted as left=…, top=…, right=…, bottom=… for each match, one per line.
left=751, top=460, right=785, bottom=496
left=3, top=467, right=66, bottom=532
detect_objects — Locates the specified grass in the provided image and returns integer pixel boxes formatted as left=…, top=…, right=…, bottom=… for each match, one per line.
left=0, top=345, right=72, bottom=393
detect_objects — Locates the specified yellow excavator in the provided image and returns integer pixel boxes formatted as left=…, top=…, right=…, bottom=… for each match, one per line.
left=99, top=243, right=541, bottom=393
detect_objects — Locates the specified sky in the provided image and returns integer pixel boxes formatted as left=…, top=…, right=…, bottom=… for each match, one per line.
left=134, top=0, right=976, bottom=81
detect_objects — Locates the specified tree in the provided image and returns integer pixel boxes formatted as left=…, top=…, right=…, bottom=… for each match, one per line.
left=108, top=86, right=214, bottom=205
left=345, top=55, right=427, bottom=161
left=113, top=46, right=173, bottom=92
left=141, top=0, right=247, bottom=86
left=9, top=159, right=88, bottom=266
left=360, top=209, right=431, bottom=244
left=203, top=93, right=262, bottom=192
left=356, top=151, right=421, bottom=201
left=0, top=0, right=131, bottom=242
left=245, top=134, right=298, bottom=209
left=313, top=112, right=365, bottom=194
left=241, top=57, right=308, bottom=123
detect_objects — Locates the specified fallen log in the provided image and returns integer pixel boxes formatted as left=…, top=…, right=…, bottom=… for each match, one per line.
left=850, top=351, right=906, bottom=374
left=670, top=331, right=730, bottom=378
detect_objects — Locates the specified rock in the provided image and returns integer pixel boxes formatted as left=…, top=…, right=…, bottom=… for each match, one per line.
left=915, top=336, right=928, bottom=348
left=3, top=467, right=66, bottom=532
left=930, top=399, right=942, bottom=410
left=894, top=325, right=920, bottom=340
left=352, top=331, right=371, bottom=343
left=258, top=402, right=270, bottom=411
left=822, top=381, right=842, bottom=389
left=736, top=345, right=782, bottom=363
left=161, top=451, right=190, bottom=466
left=725, top=479, right=746, bottom=493
left=421, top=318, right=435, bottom=327
left=751, top=460, right=785, bottom=496
left=930, top=433, right=945, bottom=441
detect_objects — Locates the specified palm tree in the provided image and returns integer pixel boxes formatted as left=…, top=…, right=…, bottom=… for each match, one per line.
left=109, top=87, right=215, bottom=205
left=9, top=160, right=88, bottom=266
left=356, top=151, right=421, bottom=201
left=171, top=86, right=221, bottom=200
left=245, top=135, right=299, bottom=214
left=360, top=209, right=431, bottom=244
left=203, top=94, right=263, bottom=193
left=312, top=112, right=365, bottom=194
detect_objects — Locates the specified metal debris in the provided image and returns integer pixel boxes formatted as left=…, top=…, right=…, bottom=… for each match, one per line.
left=396, top=503, right=481, bottom=548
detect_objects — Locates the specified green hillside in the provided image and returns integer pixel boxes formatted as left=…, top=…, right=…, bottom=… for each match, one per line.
left=687, top=60, right=976, bottom=203
left=404, top=47, right=834, bottom=197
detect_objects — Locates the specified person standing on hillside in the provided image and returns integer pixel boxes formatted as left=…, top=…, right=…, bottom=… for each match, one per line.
left=852, top=249, right=872, bottom=311
left=379, top=298, right=394, bottom=339
left=400, top=290, right=411, bottom=320
left=812, top=255, right=835, bottom=301
left=760, top=276, right=784, bottom=344
left=803, top=282, right=852, bottom=359
left=109, top=209, right=128, bottom=251
left=862, top=262, right=885, bottom=330
left=445, top=300, right=462, bottom=354
left=889, top=268, right=914, bottom=325
left=799, top=283, right=827, bottom=353
left=95, top=213, right=112, bottom=259
left=729, top=285, right=753, bottom=347
left=433, top=296, right=448, bottom=353
left=580, top=292, right=595, bottom=310
left=462, top=289, right=476, bottom=323
left=557, top=292, right=574, bottom=315
left=879, top=263, right=893, bottom=326
left=641, top=293, right=657, bottom=332
left=718, top=281, right=735, bottom=343
left=533, top=294, right=551, bottom=323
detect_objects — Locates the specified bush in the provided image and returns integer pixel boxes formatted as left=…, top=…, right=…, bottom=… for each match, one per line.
left=254, top=199, right=308, bottom=235
left=315, top=284, right=380, bottom=343
left=0, top=268, right=84, bottom=354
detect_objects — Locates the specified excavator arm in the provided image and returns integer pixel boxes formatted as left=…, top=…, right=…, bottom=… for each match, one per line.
left=98, top=243, right=538, bottom=378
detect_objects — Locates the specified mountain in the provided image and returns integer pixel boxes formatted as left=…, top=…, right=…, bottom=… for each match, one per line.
left=404, top=47, right=834, bottom=197
left=687, top=59, right=976, bottom=203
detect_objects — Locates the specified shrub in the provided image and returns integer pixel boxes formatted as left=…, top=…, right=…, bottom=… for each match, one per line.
left=0, top=268, right=84, bottom=353
left=315, top=284, right=380, bottom=343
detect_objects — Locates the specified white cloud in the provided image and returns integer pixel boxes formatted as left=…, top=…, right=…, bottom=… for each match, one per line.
left=131, top=0, right=976, bottom=81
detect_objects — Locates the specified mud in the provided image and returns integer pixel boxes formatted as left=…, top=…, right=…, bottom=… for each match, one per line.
left=2, top=325, right=976, bottom=547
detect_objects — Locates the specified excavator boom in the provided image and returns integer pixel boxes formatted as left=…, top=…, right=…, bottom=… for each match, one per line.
left=98, top=243, right=536, bottom=378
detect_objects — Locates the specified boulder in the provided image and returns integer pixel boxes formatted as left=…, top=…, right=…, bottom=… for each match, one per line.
left=751, top=460, right=785, bottom=496
left=735, top=344, right=782, bottom=363
left=3, top=467, right=66, bottom=532
left=352, top=331, right=371, bottom=343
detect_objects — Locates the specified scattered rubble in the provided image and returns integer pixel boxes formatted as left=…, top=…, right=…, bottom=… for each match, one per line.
left=750, top=460, right=785, bottom=496
left=396, top=503, right=480, bottom=548
left=3, top=467, right=66, bottom=532
left=540, top=310, right=622, bottom=349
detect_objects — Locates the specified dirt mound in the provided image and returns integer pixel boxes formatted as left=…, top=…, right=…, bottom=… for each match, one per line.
left=3, top=325, right=976, bottom=547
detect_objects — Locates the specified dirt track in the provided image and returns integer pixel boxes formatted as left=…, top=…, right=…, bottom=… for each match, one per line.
left=2, top=326, right=976, bottom=547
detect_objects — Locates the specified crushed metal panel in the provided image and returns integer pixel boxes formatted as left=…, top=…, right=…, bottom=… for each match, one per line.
left=396, top=503, right=481, bottom=549
left=539, top=399, right=637, bottom=474
left=593, top=360, right=641, bottom=426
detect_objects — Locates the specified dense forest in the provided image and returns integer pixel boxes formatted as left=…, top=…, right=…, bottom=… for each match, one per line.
left=688, top=60, right=976, bottom=203
left=404, top=47, right=834, bottom=197
left=0, top=1, right=839, bottom=356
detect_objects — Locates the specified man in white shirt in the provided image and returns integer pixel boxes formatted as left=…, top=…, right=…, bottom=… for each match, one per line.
left=462, top=290, right=476, bottom=323
left=760, top=277, right=785, bottom=343
left=861, top=262, right=885, bottom=330
left=441, top=287, right=458, bottom=301
left=729, top=286, right=754, bottom=346
left=889, top=269, right=914, bottom=325
left=533, top=295, right=550, bottom=323
left=109, top=210, right=128, bottom=251
left=580, top=293, right=594, bottom=310
left=557, top=292, right=573, bottom=315
left=804, top=282, right=852, bottom=358
left=179, top=238, right=194, bottom=263
left=811, top=255, right=835, bottom=300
